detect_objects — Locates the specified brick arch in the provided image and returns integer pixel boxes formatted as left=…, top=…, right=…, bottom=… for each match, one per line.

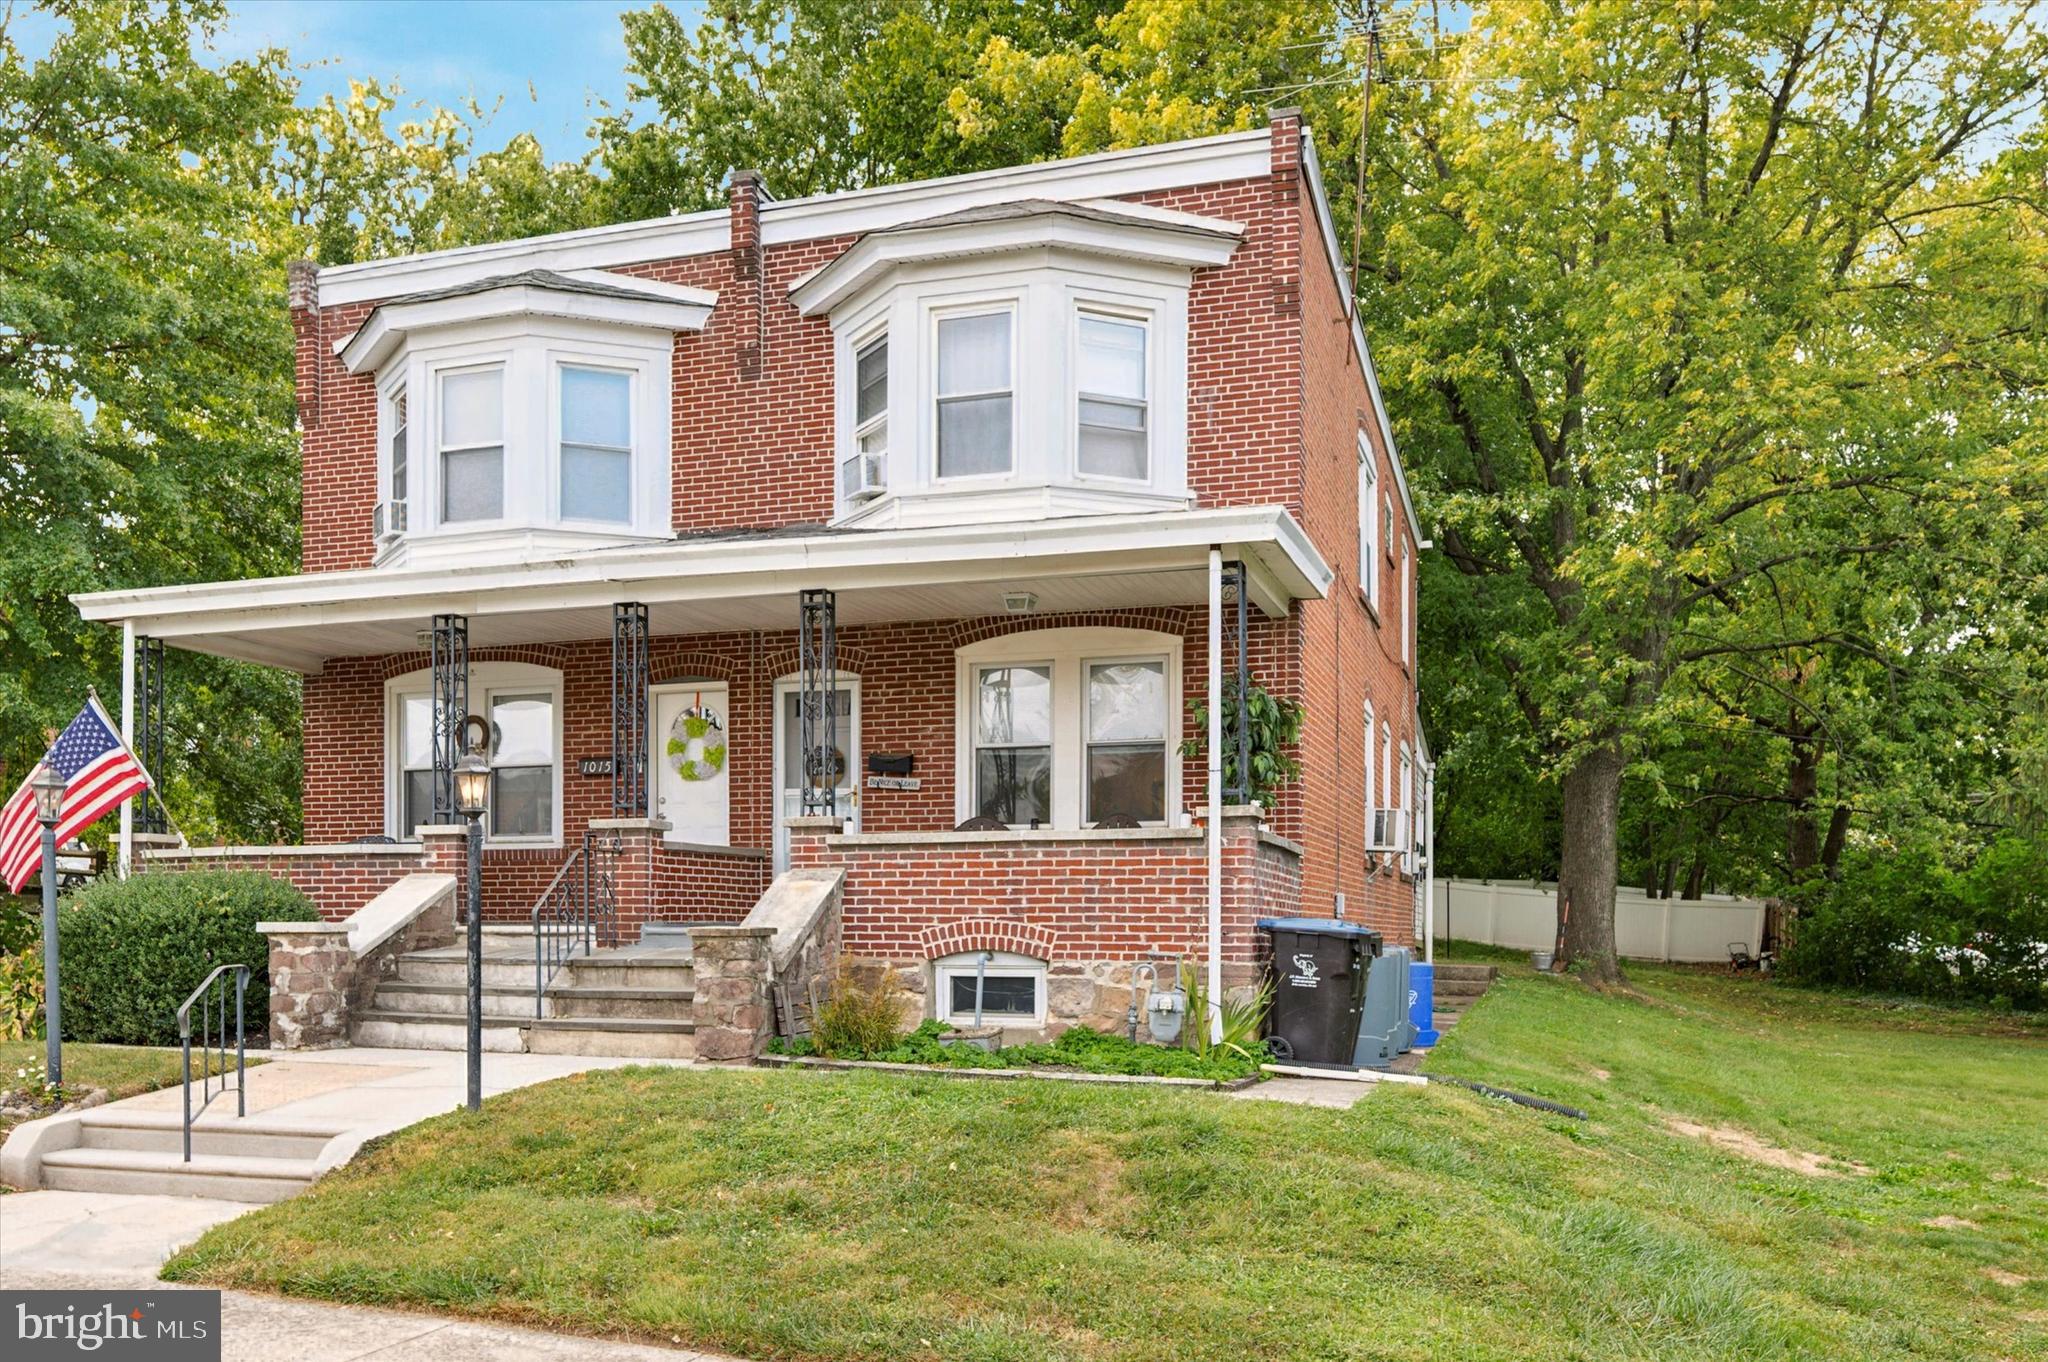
left=946, top=607, right=1194, bottom=650
left=647, top=649, right=742, bottom=686
left=918, top=917, right=1060, bottom=962
left=368, top=643, right=573, bottom=683
left=756, top=643, right=872, bottom=680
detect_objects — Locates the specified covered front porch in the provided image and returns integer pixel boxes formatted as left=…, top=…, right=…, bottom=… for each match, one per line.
left=76, top=507, right=1327, bottom=1044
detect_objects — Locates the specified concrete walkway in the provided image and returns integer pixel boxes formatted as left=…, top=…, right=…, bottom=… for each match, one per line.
left=2, top=1046, right=740, bottom=1358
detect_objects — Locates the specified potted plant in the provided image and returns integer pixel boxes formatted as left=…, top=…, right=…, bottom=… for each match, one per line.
left=1181, top=674, right=1303, bottom=811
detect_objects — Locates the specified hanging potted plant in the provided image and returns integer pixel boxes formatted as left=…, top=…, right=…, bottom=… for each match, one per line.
left=1181, top=674, right=1303, bottom=812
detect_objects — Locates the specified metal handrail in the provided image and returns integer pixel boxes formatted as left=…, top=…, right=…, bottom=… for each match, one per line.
left=177, top=963, right=249, bottom=1163
left=530, top=844, right=588, bottom=1016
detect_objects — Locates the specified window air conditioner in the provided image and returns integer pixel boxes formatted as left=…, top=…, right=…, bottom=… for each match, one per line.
left=1365, top=807, right=1410, bottom=856
left=839, top=452, right=886, bottom=502
left=372, top=499, right=408, bottom=544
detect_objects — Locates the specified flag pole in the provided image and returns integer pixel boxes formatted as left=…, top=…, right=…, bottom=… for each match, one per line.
left=119, top=623, right=135, bottom=878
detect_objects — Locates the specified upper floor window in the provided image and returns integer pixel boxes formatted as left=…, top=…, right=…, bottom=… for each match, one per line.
left=559, top=365, right=633, bottom=524
left=936, top=310, right=1014, bottom=479
left=1077, top=314, right=1149, bottom=481
left=1357, top=432, right=1379, bottom=606
left=440, top=366, right=505, bottom=523
left=855, top=335, right=888, bottom=458
left=388, top=388, right=408, bottom=506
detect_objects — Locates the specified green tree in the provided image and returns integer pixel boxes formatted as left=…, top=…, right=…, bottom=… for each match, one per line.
left=0, top=0, right=304, bottom=842
left=1358, top=0, right=2048, bottom=980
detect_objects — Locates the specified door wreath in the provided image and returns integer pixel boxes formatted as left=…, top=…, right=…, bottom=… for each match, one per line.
left=666, top=698, right=727, bottom=782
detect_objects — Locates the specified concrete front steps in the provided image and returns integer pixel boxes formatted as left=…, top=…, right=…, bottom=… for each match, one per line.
left=35, top=1110, right=347, bottom=1203
left=351, top=932, right=698, bottom=1059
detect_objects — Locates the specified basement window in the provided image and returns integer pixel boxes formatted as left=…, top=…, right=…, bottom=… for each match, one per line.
left=934, top=951, right=1046, bottom=1026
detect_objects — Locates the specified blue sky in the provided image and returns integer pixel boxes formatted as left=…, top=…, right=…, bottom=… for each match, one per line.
left=16, top=1, right=705, bottom=156
left=212, top=0, right=688, bottom=154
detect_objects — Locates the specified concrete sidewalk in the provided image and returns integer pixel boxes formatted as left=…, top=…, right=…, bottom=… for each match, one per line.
left=2, top=1265, right=740, bottom=1361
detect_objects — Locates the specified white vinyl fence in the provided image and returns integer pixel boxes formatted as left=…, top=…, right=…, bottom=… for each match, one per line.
left=1432, top=878, right=1766, bottom=963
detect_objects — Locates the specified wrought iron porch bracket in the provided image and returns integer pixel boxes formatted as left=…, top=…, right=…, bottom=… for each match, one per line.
left=611, top=602, right=650, bottom=816
left=798, top=588, right=838, bottom=816
left=430, top=613, right=470, bottom=824
left=1220, top=560, right=1252, bottom=804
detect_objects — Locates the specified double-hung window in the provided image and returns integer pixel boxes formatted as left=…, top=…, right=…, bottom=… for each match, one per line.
left=388, top=388, right=408, bottom=506
left=439, top=366, right=505, bottom=523
left=972, top=664, right=1051, bottom=824
left=1085, top=660, right=1168, bottom=822
left=398, top=694, right=436, bottom=834
left=1077, top=314, right=1149, bottom=481
left=855, top=335, right=888, bottom=459
left=558, top=365, right=633, bottom=524
left=1363, top=700, right=1377, bottom=833
left=936, top=310, right=1013, bottom=478
left=488, top=691, right=555, bottom=838
left=1357, top=433, right=1379, bottom=604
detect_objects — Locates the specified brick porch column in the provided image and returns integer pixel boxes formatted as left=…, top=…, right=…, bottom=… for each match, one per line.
left=690, top=925, right=776, bottom=1061
left=416, top=824, right=472, bottom=915
left=784, top=814, right=843, bottom=871
left=1219, top=803, right=1301, bottom=989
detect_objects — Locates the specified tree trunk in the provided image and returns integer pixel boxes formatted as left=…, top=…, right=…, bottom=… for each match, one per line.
left=1786, top=722, right=1821, bottom=880
left=1557, top=741, right=1625, bottom=984
left=1682, top=851, right=1707, bottom=900
left=1820, top=804, right=1851, bottom=879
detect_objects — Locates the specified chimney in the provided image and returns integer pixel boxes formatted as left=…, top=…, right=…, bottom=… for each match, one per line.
left=1266, top=108, right=1303, bottom=320
left=729, top=169, right=767, bottom=381
left=287, top=257, right=322, bottom=429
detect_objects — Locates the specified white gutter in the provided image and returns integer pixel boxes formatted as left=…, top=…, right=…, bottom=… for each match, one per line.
left=1206, top=547, right=1224, bottom=1043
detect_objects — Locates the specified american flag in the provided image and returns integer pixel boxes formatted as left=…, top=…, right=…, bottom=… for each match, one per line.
left=2, top=697, right=152, bottom=893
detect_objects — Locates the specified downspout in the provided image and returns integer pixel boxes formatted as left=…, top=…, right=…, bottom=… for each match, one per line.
left=1423, top=757, right=1437, bottom=964
left=1206, top=547, right=1223, bottom=1043
left=119, top=619, right=135, bottom=879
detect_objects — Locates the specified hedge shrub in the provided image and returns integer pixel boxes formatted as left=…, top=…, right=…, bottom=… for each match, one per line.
left=1782, top=838, right=2048, bottom=1010
left=58, top=871, right=320, bottom=1044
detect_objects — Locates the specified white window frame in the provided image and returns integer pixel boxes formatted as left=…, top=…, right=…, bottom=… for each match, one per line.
left=954, top=627, right=1183, bottom=831
left=383, top=661, right=565, bottom=847
left=551, top=359, right=639, bottom=529
left=930, top=300, right=1019, bottom=484
left=1363, top=700, right=1377, bottom=840
left=1357, top=431, right=1380, bottom=609
left=377, top=373, right=409, bottom=506
left=1072, top=305, right=1153, bottom=485
left=853, top=328, right=889, bottom=458
left=1400, top=743, right=1416, bottom=874
left=433, top=359, right=510, bottom=529
left=968, top=660, right=1055, bottom=827
left=1401, top=542, right=1413, bottom=670
left=934, top=950, right=1047, bottom=1026
left=1081, top=654, right=1172, bottom=825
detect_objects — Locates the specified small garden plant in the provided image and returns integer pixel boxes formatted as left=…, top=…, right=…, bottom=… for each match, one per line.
left=772, top=1019, right=1266, bottom=1081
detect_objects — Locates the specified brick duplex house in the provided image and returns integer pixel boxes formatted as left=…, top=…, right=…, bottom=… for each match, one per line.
left=74, top=111, right=1430, bottom=1054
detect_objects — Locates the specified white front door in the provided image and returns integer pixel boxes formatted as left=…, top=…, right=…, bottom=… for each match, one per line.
left=652, top=684, right=730, bottom=846
left=773, top=675, right=859, bottom=871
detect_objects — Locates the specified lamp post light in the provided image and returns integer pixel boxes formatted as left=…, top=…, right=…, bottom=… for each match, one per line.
left=31, top=764, right=67, bottom=1086
left=454, top=748, right=490, bottom=1113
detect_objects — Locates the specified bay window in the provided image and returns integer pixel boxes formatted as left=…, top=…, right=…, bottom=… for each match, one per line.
left=558, top=365, right=633, bottom=524
left=388, top=387, right=408, bottom=506
left=1076, top=314, right=1149, bottom=481
left=438, top=366, right=505, bottom=523
left=1085, top=660, right=1167, bottom=822
left=972, top=664, right=1052, bottom=825
left=936, top=310, right=1013, bottom=478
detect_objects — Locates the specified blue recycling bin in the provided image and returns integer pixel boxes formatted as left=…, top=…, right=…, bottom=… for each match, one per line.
left=1409, top=960, right=1439, bottom=1047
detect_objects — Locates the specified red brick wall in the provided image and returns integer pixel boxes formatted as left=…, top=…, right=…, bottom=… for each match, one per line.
left=141, top=846, right=427, bottom=922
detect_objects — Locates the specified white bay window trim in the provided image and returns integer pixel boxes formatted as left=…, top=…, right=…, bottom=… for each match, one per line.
left=954, top=627, right=1182, bottom=831
left=370, top=317, right=675, bottom=565
left=383, top=661, right=565, bottom=846
left=827, top=254, right=1192, bottom=524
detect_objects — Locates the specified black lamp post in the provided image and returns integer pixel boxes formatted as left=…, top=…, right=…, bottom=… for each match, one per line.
left=454, top=748, right=490, bottom=1113
left=31, top=765, right=67, bottom=1085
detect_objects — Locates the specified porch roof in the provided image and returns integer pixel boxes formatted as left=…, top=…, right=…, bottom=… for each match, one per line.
left=72, top=506, right=1330, bottom=673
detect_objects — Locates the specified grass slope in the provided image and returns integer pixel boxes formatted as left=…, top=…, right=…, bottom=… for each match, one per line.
left=165, top=963, right=2048, bottom=1361
left=1, top=1041, right=247, bottom=1135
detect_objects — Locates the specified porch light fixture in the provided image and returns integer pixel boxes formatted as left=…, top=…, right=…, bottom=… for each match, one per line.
left=32, top=763, right=66, bottom=825
left=454, top=750, right=490, bottom=820
left=31, top=763, right=67, bottom=1085
left=1002, top=591, right=1038, bottom=614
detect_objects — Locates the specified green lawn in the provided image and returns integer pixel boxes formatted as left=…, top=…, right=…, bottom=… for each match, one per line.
left=0, top=1040, right=237, bottom=1133
left=163, top=962, right=2048, bottom=1361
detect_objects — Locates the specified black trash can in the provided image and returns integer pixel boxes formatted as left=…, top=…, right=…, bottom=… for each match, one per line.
left=1258, top=917, right=1383, bottom=1065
